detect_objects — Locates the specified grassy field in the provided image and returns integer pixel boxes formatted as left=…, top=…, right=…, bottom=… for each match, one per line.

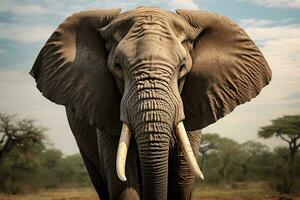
left=0, top=187, right=98, bottom=200
left=0, top=183, right=299, bottom=200
left=192, top=182, right=299, bottom=200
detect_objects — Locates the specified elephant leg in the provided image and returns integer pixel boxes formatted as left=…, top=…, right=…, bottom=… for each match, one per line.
left=168, top=129, right=202, bottom=200
left=66, top=108, right=108, bottom=199
left=80, top=148, right=109, bottom=199
left=97, top=130, right=140, bottom=200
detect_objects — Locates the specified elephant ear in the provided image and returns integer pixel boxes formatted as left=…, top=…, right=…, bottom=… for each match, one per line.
left=176, top=9, right=272, bottom=131
left=30, top=9, right=122, bottom=134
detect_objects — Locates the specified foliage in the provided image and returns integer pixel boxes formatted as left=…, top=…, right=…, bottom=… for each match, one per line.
left=0, top=147, right=91, bottom=194
left=0, top=113, right=46, bottom=193
left=200, top=136, right=244, bottom=183
left=199, top=133, right=220, bottom=173
left=0, top=113, right=91, bottom=194
left=0, top=113, right=46, bottom=162
left=1, top=112, right=300, bottom=195
left=259, top=115, right=300, bottom=193
left=199, top=131, right=300, bottom=194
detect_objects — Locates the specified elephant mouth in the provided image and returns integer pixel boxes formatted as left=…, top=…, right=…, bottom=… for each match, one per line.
left=115, top=122, right=204, bottom=182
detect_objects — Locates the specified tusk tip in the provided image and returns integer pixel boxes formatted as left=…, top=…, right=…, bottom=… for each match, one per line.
left=118, top=174, right=127, bottom=182
left=176, top=122, right=205, bottom=181
left=116, top=123, right=130, bottom=183
left=116, top=167, right=127, bottom=182
left=199, top=174, right=205, bottom=180
left=195, top=170, right=205, bottom=180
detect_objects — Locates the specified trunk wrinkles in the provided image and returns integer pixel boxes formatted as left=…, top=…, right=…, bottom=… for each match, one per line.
left=120, top=70, right=180, bottom=200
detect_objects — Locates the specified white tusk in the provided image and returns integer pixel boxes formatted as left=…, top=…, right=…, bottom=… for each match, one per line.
left=176, top=122, right=204, bottom=180
left=116, top=123, right=131, bottom=182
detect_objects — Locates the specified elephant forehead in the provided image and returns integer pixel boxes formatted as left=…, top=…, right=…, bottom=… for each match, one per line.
left=128, top=17, right=171, bottom=40
left=101, top=7, right=193, bottom=43
left=119, top=7, right=187, bottom=32
left=124, top=7, right=171, bottom=19
left=132, top=14, right=169, bottom=30
left=119, top=10, right=172, bottom=34
left=126, top=8, right=194, bottom=41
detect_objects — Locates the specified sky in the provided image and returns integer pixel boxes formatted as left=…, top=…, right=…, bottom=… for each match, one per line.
left=0, top=0, right=299, bottom=155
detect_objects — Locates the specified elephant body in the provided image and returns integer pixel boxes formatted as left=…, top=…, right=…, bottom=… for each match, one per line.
left=66, top=107, right=201, bottom=199
left=30, top=7, right=271, bottom=200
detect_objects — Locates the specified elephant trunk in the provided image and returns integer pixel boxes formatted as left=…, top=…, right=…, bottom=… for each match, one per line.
left=126, top=76, right=176, bottom=200
left=133, top=89, right=174, bottom=200
left=136, top=126, right=170, bottom=200
left=117, top=64, right=203, bottom=199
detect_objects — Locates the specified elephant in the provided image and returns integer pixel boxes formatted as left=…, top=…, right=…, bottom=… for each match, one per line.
left=30, top=7, right=271, bottom=200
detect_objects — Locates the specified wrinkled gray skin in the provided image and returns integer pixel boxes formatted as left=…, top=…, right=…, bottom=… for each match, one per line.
left=30, top=7, right=271, bottom=200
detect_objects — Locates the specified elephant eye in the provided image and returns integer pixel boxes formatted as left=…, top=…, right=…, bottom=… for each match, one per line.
left=112, top=61, right=123, bottom=80
left=115, top=62, right=122, bottom=71
left=180, top=62, right=186, bottom=72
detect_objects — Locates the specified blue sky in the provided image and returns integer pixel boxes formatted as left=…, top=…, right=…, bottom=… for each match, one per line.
left=0, top=0, right=300, bottom=154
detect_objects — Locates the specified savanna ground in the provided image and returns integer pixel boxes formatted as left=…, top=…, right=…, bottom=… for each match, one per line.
left=0, top=182, right=299, bottom=200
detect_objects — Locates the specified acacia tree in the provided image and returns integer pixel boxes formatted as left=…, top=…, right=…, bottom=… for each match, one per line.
left=0, top=113, right=46, bottom=162
left=259, top=115, right=300, bottom=193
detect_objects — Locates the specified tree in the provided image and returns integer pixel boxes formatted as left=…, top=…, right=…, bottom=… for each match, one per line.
left=54, top=154, right=91, bottom=186
left=0, top=113, right=92, bottom=193
left=214, top=137, right=240, bottom=181
left=200, top=134, right=242, bottom=182
left=259, top=115, right=300, bottom=193
left=0, top=113, right=46, bottom=193
left=0, top=113, right=46, bottom=162
left=233, top=141, right=269, bottom=180
left=199, top=133, right=220, bottom=172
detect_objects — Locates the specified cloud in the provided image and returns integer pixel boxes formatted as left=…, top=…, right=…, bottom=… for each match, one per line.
left=0, top=49, right=6, bottom=55
left=0, top=70, right=78, bottom=155
left=239, top=18, right=300, bottom=105
left=0, top=0, right=44, bottom=15
left=239, top=19, right=276, bottom=28
left=0, top=22, right=54, bottom=43
left=242, top=0, right=300, bottom=9
left=240, top=19, right=300, bottom=42
left=0, top=0, right=200, bottom=44
left=168, top=0, right=199, bottom=10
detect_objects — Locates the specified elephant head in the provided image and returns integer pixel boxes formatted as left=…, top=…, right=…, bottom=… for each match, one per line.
left=30, top=7, right=271, bottom=200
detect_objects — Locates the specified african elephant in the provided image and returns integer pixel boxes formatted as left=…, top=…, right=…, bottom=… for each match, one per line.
left=30, top=7, right=271, bottom=200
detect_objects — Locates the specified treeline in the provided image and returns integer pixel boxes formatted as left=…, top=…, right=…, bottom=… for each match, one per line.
left=0, top=113, right=91, bottom=194
left=198, top=134, right=300, bottom=193
left=0, top=112, right=299, bottom=194
left=0, top=148, right=91, bottom=194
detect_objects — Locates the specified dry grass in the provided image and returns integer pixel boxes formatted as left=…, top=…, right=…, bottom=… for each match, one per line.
left=0, top=183, right=299, bottom=200
left=192, top=182, right=300, bottom=200
left=0, top=187, right=98, bottom=200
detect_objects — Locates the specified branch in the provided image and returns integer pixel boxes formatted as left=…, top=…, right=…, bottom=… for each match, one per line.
left=279, top=134, right=290, bottom=143
left=296, top=140, right=300, bottom=149
left=290, top=133, right=298, bottom=141
left=0, top=134, right=6, bottom=144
